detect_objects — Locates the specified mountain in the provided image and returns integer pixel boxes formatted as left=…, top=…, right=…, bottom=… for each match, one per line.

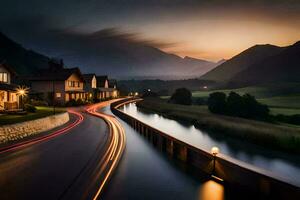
left=230, top=41, right=300, bottom=85
left=47, top=29, right=219, bottom=79
left=0, top=32, right=49, bottom=75
left=200, top=44, right=284, bottom=82
left=1, top=29, right=219, bottom=79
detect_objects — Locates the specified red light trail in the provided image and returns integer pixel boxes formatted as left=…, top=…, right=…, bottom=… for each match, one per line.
left=0, top=110, right=84, bottom=154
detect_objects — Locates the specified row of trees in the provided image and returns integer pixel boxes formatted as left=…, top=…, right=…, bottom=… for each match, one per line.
left=208, top=92, right=270, bottom=120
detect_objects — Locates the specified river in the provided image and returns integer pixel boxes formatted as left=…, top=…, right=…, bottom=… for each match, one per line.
left=119, top=102, right=300, bottom=187
left=100, top=105, right=255, bottom=200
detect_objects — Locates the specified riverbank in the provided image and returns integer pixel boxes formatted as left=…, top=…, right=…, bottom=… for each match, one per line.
left=136, top=98, right=300, bottom=153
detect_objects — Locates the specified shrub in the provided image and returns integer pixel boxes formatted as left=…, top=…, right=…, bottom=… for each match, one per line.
left=208, top=92, right=270, bottom=120
left=65, top=99, right=77, bottom=107
left=208, top=92, right=227, bottom=114
left=275, top=114, right=300, bottom=125
left=169, top=88, right=192, bottom=105
left=24, top=104, right=37, bottom=113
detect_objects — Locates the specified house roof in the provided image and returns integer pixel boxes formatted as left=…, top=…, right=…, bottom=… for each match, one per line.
left=0, top=82, right=18, bottom=91
left=0, top=61, right=17, bottom=75
left=108, top=79, right=117, bottom=88
left=28, top=67, right=84, bottom=81
left=83, top=74, right=96, bottom=82
left=96, top=75, right=108, bottom=87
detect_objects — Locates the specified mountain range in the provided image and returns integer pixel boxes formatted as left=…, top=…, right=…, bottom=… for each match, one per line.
left=0, top=30, right=220, bottom=79
left=201, top=41, right=300, bottom=86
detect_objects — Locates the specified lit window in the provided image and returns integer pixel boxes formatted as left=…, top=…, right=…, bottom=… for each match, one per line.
left=56, top=93, right=61, bottom=98
left=0, top=72, right=8, bottom=82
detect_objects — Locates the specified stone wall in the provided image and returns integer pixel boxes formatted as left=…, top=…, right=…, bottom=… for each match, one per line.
left=0, top=112, right=69, bottom=143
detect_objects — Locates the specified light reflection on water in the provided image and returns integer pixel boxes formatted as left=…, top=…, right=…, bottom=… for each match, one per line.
left=121, top=103, right=300, bottom=186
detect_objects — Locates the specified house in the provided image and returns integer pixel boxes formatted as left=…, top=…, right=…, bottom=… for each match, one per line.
left=108, top=79, right=117, bottom=89
left=96, top=75, right=110, bottom=100
left=96, top=76, right=118, bottom=100
left=108, top=79, right=119, bottom=98
left=83, top=73, right=97, bottom=101
left=0, top=62, right=20, bottom=110
left=28, top=60, right=86, bottom=105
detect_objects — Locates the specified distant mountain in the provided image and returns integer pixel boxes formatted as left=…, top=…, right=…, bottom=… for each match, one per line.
left=46, top=29, right=219, bottom=79
left=0, top=32, right=49, bottom=75
left=200, top=44, right=284, bottom=82
left=230, top=41, right=300, bottom=85
left=1, top=29, right=219, bottom=79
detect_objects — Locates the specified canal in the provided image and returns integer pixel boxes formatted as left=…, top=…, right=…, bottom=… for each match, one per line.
left=118, top=102, right=300, bottom=187
left=100, top=106, right=255, bottom=200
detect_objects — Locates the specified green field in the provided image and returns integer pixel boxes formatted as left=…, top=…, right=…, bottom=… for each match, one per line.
left=0, top=107, right=66, bottom=125
left=190, top=83, right=300, bottom=115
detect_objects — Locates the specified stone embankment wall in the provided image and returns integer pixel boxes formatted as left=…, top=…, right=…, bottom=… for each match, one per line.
left=0, top=112, right=69, bottom=143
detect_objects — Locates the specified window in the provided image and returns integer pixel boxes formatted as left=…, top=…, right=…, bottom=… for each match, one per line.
left=56, top=93, right=61, bottom=98
left=68, top=81, right=72, bottom=87
left=76, top=81, right=80, bottom=87
left=0, top=72, right=8, bottom=83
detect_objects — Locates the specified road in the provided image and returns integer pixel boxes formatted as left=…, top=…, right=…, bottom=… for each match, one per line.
left=0, top=101, right=125, bottom=200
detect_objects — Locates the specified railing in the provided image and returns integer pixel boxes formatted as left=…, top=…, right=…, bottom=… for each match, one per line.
left=111, top=98, right=300, bottom=199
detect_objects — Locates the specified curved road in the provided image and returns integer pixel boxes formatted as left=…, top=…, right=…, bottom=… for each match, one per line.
left=0, top=101, right=125, bottom=200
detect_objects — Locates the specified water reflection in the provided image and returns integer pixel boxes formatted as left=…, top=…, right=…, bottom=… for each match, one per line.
left=120, top=103, right=300, bottom=186
left=199, top=180, right=224, bottom=200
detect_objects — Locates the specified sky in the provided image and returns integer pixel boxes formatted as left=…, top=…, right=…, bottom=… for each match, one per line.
left=1, top=0, right=300, bottom=61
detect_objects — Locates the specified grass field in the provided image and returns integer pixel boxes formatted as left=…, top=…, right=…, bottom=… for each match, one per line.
left=190, top=83, right=300, bottom=115
left=137, top=98, right=300, bottom=153
left=0, top=107, right=66, bottom=125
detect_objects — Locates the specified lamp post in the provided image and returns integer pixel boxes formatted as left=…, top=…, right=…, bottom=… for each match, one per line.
left=52, top=80, right=56, bottom=115
left=211, top=146, right=219, bottom=175
left=17, top=86, right=29, bottom=110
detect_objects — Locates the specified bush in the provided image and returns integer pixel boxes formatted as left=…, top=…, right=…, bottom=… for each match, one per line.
left=208, top=92, right=227, bottom=114
left=65, top=99, right=77, bottom=107
left=169, top=88, right=192, bottom=105
left=208, top=92, right=270, bottom=120
left=275, top=114, right=300, bottom=125
left=24, top=104, right=37, bottom=113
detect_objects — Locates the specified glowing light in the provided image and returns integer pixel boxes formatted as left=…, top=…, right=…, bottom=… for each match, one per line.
left=85, top=99, right=126, bottom=200
left=203, top=86, right=208, bottom=89
left=0, top=110, right=83, bottom=154
left=17, top=86, right=29, bottom=96
left=135, top=92, right=139, bottom=96
left=147, top=89, right=151, bottom=92
left=211, top=146, right=219, bottom=156
left=199, top=180, right=224, bottom=200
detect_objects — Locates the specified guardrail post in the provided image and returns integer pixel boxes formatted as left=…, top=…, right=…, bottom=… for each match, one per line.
left=178, top=145, right=188, bottom=162
left=166, top=139, right=174, bottom=156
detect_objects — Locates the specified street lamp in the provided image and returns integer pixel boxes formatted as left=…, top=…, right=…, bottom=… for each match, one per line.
left=17, top=86, right=29, bottom=110
left=211, top=146, right=219, bottom=175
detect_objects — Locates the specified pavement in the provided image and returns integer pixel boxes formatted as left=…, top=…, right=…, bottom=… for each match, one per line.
left=0, top=104, right=116, bottom=200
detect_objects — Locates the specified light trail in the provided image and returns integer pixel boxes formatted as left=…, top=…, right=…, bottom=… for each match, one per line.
left=85, top=100, right=126, bottom=200
left=0, top=110, right=84, bottom=154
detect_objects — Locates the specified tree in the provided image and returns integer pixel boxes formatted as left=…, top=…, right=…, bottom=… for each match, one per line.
left=208, top=92, right=227, bottom=114
left=227, top=92, right=244, bottom=116
left=169, top=88, right=192, bottom=105
left=242, top=94, right=269, bottom=119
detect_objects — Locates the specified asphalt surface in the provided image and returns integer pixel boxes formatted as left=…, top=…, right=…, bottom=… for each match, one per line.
left=0, top=109, right=109, bottom=200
